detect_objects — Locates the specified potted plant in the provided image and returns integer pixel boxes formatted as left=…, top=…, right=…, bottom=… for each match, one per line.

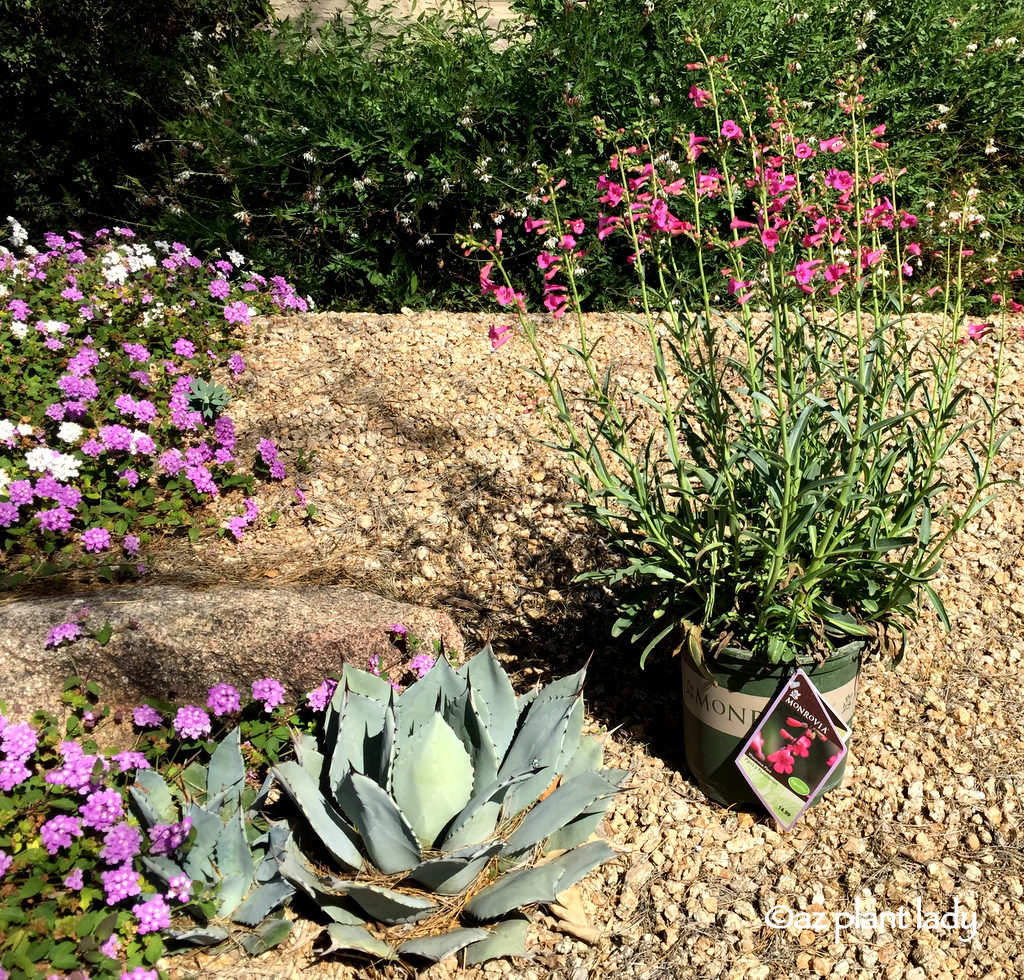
left=469, top=50, right=1015, bottom=806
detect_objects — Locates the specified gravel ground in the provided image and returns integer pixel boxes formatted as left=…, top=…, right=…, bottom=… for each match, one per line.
left=154, top=309, right=1024, bottom=980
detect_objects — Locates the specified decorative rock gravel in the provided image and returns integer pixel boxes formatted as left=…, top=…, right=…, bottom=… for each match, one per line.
left=154, top=310, right=1024, bottom=980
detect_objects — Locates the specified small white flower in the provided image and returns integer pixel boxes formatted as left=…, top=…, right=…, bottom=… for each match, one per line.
left=10, top=320, right=27, bottom=339
left=57, top=422, right=83, bottom=443
left=936, top=104, right=950, bottom=114
left=0, top=467, right=9, bottom=495
left=0, top=420, right=15, bottom=441
left=864, top=8, right=876, bottom=23
left=937, top=121, right=947, bottom=131
left=25, top=447, right=55, bottom=472
left=227, top=249, right=244, bottom=266
left=404, top=171, right=418, bottom=184
left=416, top=235, right=433, bottom=247
left=302, top=150, right=316, bottom=163
left=985, top=139, right=997, bottom=155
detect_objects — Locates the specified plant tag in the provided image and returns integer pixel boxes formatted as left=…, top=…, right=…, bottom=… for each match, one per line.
left=735, top=669, right=850, bottom=830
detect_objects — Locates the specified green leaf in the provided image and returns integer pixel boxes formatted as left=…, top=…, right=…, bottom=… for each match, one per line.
left=272, top=760, right=363, bottom=872
left=503, top=770, right=624, bottom=859
left=408, top=840, right=503, bottom=896
left=237, top=916, right=293, bottom=955
left=317, top=923, right=395, bottom=960
left=207, top=726, right=246, bottom=802
left=93, top=620, right=114, bottom=645
left=464, top=840, right=613, bottom=920
left=397, top=927, right=493, bottom=962
left=460, top=915, right=530, bottom=965
left=460, top=644, right=518, bottom=760
left=339, top=881, right=437, bottom=924
left=391, top=713, right=474, bottom=848
left=336, top=771, right=421, bottom=873
left=231, top=879, right=294, bottom=927
left=130, top=769, right=178, bottom=825
left=163, top=925, right=230, bottom=948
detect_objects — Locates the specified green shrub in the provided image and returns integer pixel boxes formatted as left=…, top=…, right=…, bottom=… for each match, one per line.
left=134, top=0, right=1024, bottom=311
left=0, top=0, right=272, bottom=233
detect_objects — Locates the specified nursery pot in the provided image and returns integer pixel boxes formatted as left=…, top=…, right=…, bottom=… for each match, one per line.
left=681, top=640, right=863, bottom=808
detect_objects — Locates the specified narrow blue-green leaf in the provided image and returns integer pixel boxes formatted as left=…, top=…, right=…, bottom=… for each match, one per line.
left=503, top=770, right=623, bottom=858
left=461, top=645, right=518, bottom=761
left=182, top=804, right=222, bottom=882
left=163, top=925, right=230, bottom=948
left=464, top=841, right=613, bottom=920
left=272, top=760, right=363, bottom=872
left=275, top=843, right=366, bottom=926
left=216, top=807, right=255, bottom=880
left=460, top=915, right=529, bottom=965
left=207, top=726, right=245, bottom=802
left=408, top=841, right=502, bottom=896
left=237, top=916, right=292, bottom=955
left=441, top=771, right=534, bottom=851
left=398, top=928, right=492, bottom=962
left=342, top=881, right=436, bottom=924
left=337, top=771, right=421, bottom=873
left=130, top=769, right=177, bottom=826
left=215, top=876, right=251, bottom=919
left=231, top=880, right=294, bottom=927
left=395, top=653, right=466, bottom=735
left=318, top=923, right=394, bottom=960
left=329, top=690, right=387, bottom=794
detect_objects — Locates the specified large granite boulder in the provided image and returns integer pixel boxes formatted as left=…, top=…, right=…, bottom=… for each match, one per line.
left=0, top=584, right=464, bottom=722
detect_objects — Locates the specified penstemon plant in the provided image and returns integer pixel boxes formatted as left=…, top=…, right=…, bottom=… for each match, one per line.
left=469, top=50, right=1017, bottom=673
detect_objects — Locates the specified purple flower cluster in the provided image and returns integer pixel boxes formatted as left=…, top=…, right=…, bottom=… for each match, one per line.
left=0, top=719, right=37, bottom=791
left=101, top=822, right=143, bottom=865
left=45, top=740, right=109, bottom=793
left=172, top=704, right=211, bottom=739
left=408, top=653, right=436, bottom=679
left=224, top=497, right=259, bottom=540
left=206, top=682, right=241, bottom=717
left=148, top=817, right=192, bottom=856
left=40, top=814, right=84, bottom=855
left=133, top=893, right=172, bottom=934
left=133, top=704, right=164, bottom=728
left=257, top=438, right=286, bottom=480
left=251, top=677, right=286, bottom=713
left=101, top=863, right=142, bottom=904
left=79, top=787, right=124, bottom=831
left=305, top=677, right=339, bottom=712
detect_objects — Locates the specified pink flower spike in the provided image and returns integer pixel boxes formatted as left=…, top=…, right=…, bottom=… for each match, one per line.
left=494, top=227, right=502, bottom=249
left=820, top=136, right=845, bottom=153
left=721, top=119, right=743, bottom=140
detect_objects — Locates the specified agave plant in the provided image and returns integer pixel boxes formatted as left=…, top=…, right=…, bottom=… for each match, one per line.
left=272, top=645, right=625, bottom=965
left=129, top=726, right=295, bottom=954
left=186, top=377, right=232, bottom=422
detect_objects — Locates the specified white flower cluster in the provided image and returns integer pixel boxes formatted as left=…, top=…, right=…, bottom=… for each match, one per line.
left=0, top=466, right=9, bottom=495
left=6, top=216, right=27, bottom=247
left=9, top=321, right=28, bottom=340
left=57, top=421, right=83, bottom=443
left=25, top=447, right=81, bottom=481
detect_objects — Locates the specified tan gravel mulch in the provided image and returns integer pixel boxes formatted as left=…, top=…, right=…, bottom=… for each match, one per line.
left=153, top=309, right=1024, bottom=980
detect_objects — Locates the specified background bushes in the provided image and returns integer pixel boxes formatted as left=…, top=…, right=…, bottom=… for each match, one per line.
left=0, top=0, right=271, bottom=231
left=4, top=0, right=1023, bottom=310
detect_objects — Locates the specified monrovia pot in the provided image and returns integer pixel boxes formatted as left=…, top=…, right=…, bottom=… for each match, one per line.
left=681, top=640, right=863, bottom=808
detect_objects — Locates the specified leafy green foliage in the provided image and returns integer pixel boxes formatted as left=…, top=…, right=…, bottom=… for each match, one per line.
left=271, top=646, right=624, bottom=964
left=0, top=0, right=272, bottom=231
left=127, top=0, right=1024, bottom=310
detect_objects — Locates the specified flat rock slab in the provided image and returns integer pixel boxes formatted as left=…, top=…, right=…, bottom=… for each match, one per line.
left=0, top=584, right=463, bottom=721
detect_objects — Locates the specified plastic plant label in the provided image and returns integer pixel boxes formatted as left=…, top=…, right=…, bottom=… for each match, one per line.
left=735, top=669, right=850, bottom=830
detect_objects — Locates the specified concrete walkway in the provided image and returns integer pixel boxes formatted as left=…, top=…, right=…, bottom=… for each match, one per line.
left=271, top=0, right=516, bottom=31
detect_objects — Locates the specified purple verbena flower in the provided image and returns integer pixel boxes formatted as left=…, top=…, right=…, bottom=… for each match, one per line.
left=100, top=934, right=121, bottom=959
left=172, top=337, right=196, bottom=358
left=228, top=352, right=246, bottom=375
left=408, top=653, right=436, bottom=679
left=251, top=677, right=285, bottom=713
left=64, top=867, right=85, bottom=890
left=206, top=683, right=241, bottom=717
left=79, top=788, right=124, bottom=831
left=101, top=822, right=143, bottom=865
left=132, top=704, right=163, bottom=728
left=306, top=678, right=338, bottom=712
left=123, top=534, right=141, bottom=556
left=112, top=750, right=149, bottom=773
left=46, top=621, right=83, bottom=648
left=132, top=893, right=171, bottom=935
left=40, top=814, right=84, bottom=855
left=82, top=526, right=111, bottom=552
left=101, top=863, right=142, bottom=904
left=0, top=850, right=12, bottom=880
left=148, top=817, right=192, bottom=856
left=172, top=705, right=211, bottom=740
left=0, top=760, right=32, bottom=791
left=166, top=873, right=192, bottom=903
